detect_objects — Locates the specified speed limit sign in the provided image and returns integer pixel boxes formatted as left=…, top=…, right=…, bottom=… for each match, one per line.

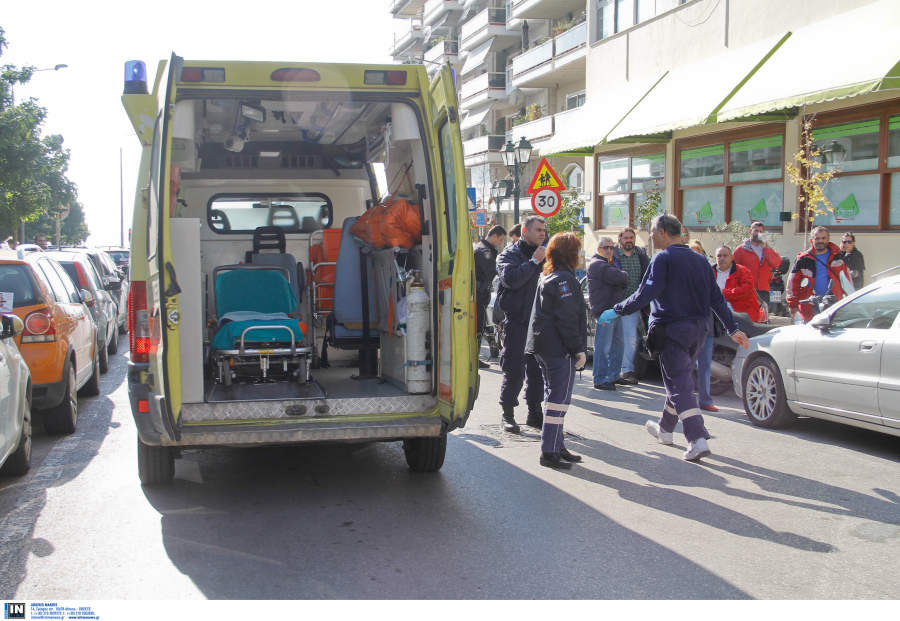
left=531, top=188, right=561, bottom=217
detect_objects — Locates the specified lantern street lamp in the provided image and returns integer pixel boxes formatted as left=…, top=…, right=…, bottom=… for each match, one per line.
left=501, top=136, right=533, bottom=223
left=819, top=139, right=846, bottom=167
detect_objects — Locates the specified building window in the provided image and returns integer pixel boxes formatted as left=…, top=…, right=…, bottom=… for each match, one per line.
left=596, top=149, right=665, bottom=228
left=567, top=166, right=584, bottom=192
left=566, top=91, right=586, bottom=110
left=675, top=127, right=785, bottom=229
left=597, top=0, right=686, bottom=41
left=804, top=101, right=900, bottom=230
left=597, top=0, right=614, bottom=40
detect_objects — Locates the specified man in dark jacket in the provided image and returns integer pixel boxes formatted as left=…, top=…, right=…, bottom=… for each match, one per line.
left=839, top=232, right=866, bottom=291
left=474, top=225, right=506, bottom=368
left=613, top=227, right=650, bottom=384
left=496, top=215, right=547, bottom=432
left=600, top=214, right=749, bottom=462
left=587, top=237, right=629, bottom=390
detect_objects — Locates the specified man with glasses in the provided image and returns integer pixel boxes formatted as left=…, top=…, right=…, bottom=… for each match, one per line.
left=733, top=221, right=782, bottom=308
left=839, top=232, right=866, bottom=291
left=613, top=227, right=650, bottom=385
left=587, top=237, right=629, bottom=391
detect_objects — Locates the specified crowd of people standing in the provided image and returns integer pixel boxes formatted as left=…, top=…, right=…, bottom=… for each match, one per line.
left=472, top=212, right=864, bottom=471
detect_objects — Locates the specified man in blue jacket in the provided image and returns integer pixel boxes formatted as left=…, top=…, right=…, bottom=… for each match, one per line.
left=600, top=214, right=749, bottom=461
left=496, top=215, right=547, bottom=432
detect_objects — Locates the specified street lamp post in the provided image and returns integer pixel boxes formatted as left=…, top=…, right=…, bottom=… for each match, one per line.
left=501, top=137, right=534, bottom=224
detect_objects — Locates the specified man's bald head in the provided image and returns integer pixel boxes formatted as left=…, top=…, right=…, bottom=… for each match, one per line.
left=715, top=245, right=733, bottom=272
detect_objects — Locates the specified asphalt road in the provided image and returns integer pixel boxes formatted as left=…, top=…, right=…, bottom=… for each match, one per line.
left=1, top=344, right=898, bottom=600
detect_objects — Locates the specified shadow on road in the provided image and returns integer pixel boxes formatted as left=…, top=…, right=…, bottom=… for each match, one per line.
left=141, top=437, right=750, bottom=600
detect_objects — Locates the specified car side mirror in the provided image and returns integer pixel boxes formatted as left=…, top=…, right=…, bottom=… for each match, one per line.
left=81, top=289, right=95, bottom=307
left=809, top=314, right=831, bottom=330
left=0, top=314, right=24, bottom=339
left=105, top=278, right=122, bottom=291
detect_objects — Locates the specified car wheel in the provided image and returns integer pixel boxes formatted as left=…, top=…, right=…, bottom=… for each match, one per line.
left=709, top=378, right=732, bottom=396
left=107, top=325, right=118, bottom=355
left=99, top=336, right=110, bottom=374
left=743, top=357, right=797, bottom=428
left=43, top=363, right=78, bottom=434
left=79, top=342, right=102, bottom=397
left=0, top=393, right=32, bottom=476
left=137, top=437, right=175, bottom=485
left=403, top=434, right=447, bottom=472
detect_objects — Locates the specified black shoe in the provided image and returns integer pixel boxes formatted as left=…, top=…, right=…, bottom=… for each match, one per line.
left=540, top=452, right=573, bottom=470
left=594, top=382, right=617, bottom=391
left=501, top=406, right=520, bottom=433
left=559, top=446, right=582, bottom=462
left=619, top=372, right=639, bottom=385
left=525, top=401, right=543, bottom=429
left=478, top=359, right=490, bottom=369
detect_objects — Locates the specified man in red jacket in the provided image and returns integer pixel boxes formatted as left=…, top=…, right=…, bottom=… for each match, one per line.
left=788, top=226, right=852, bottom=322
left=732, top=222, right=782, bottom=308
left=715, top=246, right=764, bottom=322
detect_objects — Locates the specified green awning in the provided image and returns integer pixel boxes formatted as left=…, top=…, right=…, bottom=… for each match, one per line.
left=606, top=33, right=790, bottom=142
left=540, top=73, right=667, bottom=157
left=717, top=0, right=900, bottom=123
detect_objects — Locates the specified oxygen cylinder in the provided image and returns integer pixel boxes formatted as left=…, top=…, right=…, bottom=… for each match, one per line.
left=405, top=283, right=431, bottom=394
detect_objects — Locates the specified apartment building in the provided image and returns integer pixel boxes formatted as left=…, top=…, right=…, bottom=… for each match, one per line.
left=539, top=0, right=900, bottom=283
left=391, top=0, right=592, bottom=231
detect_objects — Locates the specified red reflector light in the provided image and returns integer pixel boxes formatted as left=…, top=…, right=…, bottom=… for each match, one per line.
left=270, top=68, right=321, bottom=82
left=180, top=67, right=226, bottom=83
left=365, top=70, right=408, bottom=86
left=129, top=281, right=150, bottom=363
left=138, top=400, right=149, bottom=413
left=24, top=311, right=51, bottom=335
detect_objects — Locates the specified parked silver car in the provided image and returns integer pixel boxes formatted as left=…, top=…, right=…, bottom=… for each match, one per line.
left=0, top=314, right=32, bottom=475
left=733, top=275, right=900, bottom=437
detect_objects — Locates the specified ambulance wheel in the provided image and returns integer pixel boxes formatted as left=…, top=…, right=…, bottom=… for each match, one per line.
left=137, top=437, right=175, bottom=485
left=743, top=357, right=796, bottom=429
left=403, top=434, right=446, bottom=472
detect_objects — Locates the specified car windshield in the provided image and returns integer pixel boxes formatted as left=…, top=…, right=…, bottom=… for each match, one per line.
left=0, top=265, right=39, bottom=308
left=106, top=251, right=129, bottom=263
left=830, top=284, right=900, bottom=329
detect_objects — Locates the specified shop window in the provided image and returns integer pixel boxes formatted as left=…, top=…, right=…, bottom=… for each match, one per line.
left=597, top=150, right=665, bottom=228
left=813, top=119, right=880, bottom=173
left=676, top=127, right=785, bottom=228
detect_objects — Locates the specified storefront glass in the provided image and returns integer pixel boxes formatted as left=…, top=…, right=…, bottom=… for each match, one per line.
left=729, top=135, right=783, bottom=182
left=890, top=173, right=900, bottom=225
left=598, top=157, right=629, bottom=193
left=632, top=153, right=666, bottom=190
left=812, top=174, right=880, bottom=227
left=682, top=187, right=725, bottom=228
left=602, top=194, right=631, bottom=228
left=732, top=182, right=783, bottom=227
left=680, top=144, right=724, bottom=186
left=813, top=119, right=880, bottom=173
left=888, top=114, right=900, bottom=169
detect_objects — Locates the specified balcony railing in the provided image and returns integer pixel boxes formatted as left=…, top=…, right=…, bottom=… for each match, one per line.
left=460, top=7, right=507, bottom=43
left=510, top=21, right=587, bottom=76
left=460, top=72, right=507, bottom=101
left=512, top=39, right=553, bottom=76
left=555, top=22, right=587, bottom=56
left=389, top=20, right=425, bottom=54
left=463, top=135, right=506, bottom=157
left=424, top=39, right=459, bottom=64
left=424, top=0, right=462, bottom=24
left=553, top=107, right=581, bottom=134
left=507, top=115, right=554, bottom=142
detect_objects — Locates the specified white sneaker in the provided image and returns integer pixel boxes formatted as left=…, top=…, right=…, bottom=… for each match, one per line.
left=645, top=421, right=673, bottom=445
left=683, top=438, right=711, bottom=461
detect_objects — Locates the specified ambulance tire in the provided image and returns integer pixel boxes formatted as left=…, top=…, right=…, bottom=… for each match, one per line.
left=403, top=434, right=446, bottom=472
left=137, top=437, right=175, bottom=485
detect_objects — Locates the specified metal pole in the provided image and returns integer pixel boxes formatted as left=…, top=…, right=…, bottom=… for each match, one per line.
left=20, top=221, right=24, bottom=246
left=513, top=163, right=520, bottom=224
left=120, top=147, right=124, bottom=247
left=55, top=216, right=60, bottom=249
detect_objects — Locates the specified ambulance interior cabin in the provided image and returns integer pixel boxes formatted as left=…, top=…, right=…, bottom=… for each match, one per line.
left=167, top=95, right=436, bottom=406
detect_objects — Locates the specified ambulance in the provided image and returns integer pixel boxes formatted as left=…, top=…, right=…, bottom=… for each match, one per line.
left=121, top=56, right=477, bottom=484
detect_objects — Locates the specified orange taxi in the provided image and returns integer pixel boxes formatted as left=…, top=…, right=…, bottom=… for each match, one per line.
left=0, top=252, right=100, bottom=434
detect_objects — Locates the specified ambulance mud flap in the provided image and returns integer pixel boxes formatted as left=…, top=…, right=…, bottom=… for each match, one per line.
left=148, top=393, right=180, bottom=443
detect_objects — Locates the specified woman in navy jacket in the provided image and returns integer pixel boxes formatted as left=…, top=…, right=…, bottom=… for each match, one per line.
left=526, top=232, right=588, bottom=470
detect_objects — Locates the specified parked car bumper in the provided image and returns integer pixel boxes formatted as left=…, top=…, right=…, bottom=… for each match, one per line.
left=32, top=375, right=68, bottom=410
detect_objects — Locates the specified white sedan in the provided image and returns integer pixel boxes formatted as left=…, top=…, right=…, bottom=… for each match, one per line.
left=0, top=313, right=31, bottom=475
left=732, top=275, right=900, bottom=436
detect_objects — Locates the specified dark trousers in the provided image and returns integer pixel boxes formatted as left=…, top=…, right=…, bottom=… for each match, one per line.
left=536, top=354, right=576, bottom=454
left=476, top=302, right=487, bottom=342
left=499, top=319, right=544, bottom=408
left=657, top=319, right=711, bottom=443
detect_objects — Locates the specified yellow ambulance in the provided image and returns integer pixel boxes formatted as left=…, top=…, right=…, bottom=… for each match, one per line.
left=121, top=56, right=476, bottom=484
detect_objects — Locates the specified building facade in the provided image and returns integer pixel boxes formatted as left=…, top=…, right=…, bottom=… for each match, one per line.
left=391, top=0, right=592, bottom=232
left=537, top=0, right=900, bottom=285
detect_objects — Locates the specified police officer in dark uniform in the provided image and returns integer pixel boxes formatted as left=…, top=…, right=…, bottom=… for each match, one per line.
left=474, top=225, right=506, bottom=369
left=599, top=214, right=750, bottom=461
left=497, top=215, right=547, bottom=433
left=526, top=232, right=587, bottom=469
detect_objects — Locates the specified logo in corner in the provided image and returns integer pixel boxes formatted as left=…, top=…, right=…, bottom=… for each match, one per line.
left=5, top=603, right=25, bottom=619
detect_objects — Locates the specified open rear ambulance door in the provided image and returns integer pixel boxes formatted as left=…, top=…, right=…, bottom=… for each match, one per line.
left=428, top=64, right=477, bottom=429
left=145, top=53, right=184, bottom=442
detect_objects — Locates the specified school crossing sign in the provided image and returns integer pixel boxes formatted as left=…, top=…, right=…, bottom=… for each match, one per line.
left=527, top=157, right=565, bottom=217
